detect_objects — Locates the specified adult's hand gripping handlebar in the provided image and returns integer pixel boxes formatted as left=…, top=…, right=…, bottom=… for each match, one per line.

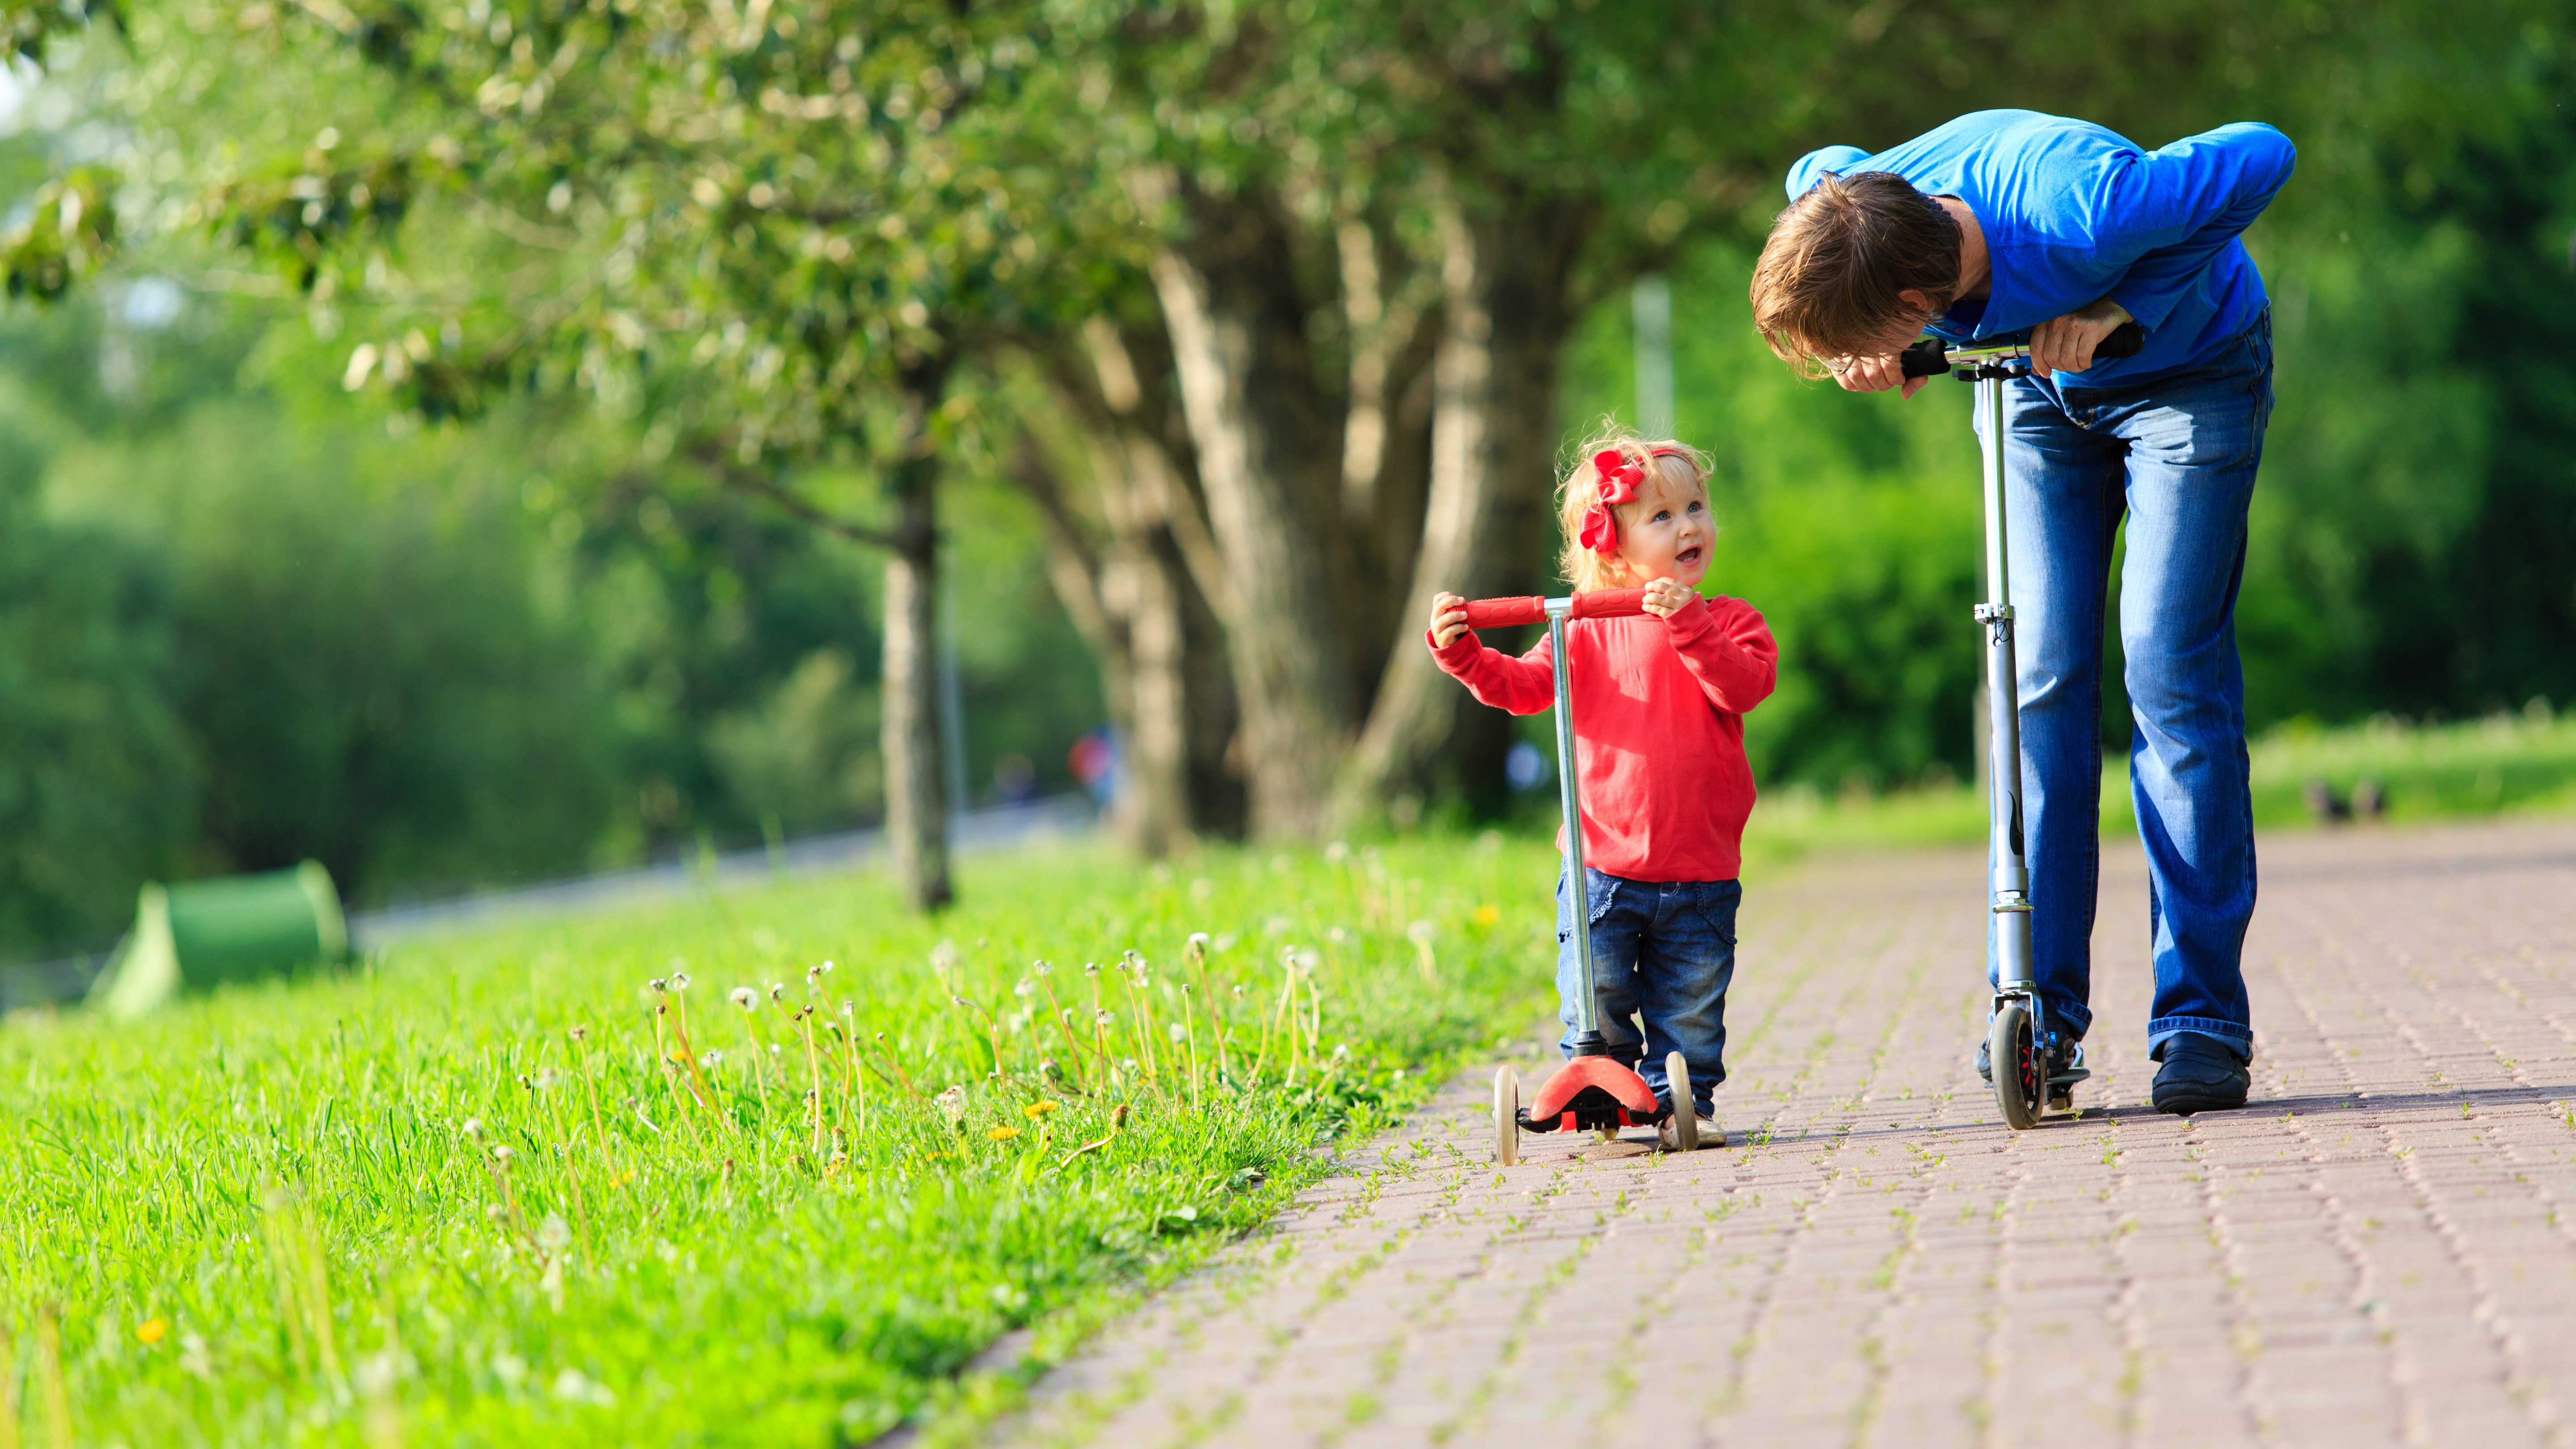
left=1899, top=321, right=2145, bottom=379
left=1459, top=589, right=1650, bottom=629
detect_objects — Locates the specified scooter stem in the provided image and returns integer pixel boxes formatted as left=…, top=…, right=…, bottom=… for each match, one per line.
left=1546, top=599, right=1611, bottom=1053
left=1977, top=373, right=2038, bottom=995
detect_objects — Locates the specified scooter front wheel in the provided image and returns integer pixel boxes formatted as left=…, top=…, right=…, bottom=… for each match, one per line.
left=1665, top=1050, right=1698, bottom=1153
left=1988, top=1001, right=2042, bottom=1131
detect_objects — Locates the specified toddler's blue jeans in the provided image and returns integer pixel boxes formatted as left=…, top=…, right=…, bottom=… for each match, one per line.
left=1979, top=312, right=2274, bottom=1061
left=1555, top=866, right=1738, bottom=1114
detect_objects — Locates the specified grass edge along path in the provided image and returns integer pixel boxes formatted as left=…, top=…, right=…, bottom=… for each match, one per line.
left=0, top=837, right=1560, bottom=1448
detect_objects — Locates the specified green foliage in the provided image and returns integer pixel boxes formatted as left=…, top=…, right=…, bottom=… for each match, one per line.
left=0, top=835, right=1558, bottom=1445
left=0, top=458, right=191, bottom=954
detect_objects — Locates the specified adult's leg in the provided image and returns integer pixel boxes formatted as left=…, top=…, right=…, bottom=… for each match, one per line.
left=1633, top=878, right=1740, bottom=1113
left=2112, top=325, right=2272, bottom=1059
left=1555, top=867, right=1647, bottom=1062
left=1983, top=382, right=2128, bottom=1043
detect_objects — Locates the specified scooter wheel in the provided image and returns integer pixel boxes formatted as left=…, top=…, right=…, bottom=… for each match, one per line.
left=1494, top=1065, right=1519, bottom=1166
left=1988, top=1001, right=2042, bottom=1131
left=1665, top=1050, right=1698, bottom=1153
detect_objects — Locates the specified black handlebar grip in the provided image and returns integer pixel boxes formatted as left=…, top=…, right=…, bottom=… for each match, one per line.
left=2095, top=321, right=2145, bottom=360
left=1898, top=339, right=1950, bottom=378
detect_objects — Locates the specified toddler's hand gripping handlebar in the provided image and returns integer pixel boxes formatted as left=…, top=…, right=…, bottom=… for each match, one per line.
left=1899, top=321, right=2145, bottom=380
left=1460, top=588, right=1649, bottom=630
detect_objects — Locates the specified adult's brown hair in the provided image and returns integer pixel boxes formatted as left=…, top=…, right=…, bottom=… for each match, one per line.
left=1750, top=171, right=1962, bottom=377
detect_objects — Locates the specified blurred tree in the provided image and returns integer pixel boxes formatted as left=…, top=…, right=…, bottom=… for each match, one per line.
left=0, top=454, right=193, bottom=955
left=1059, top=1, right=1853, bottom=837
left=20, top=0, right=1099, bottom=909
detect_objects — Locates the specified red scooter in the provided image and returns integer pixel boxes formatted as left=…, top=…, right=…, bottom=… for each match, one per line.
left=1461, top=588, right=1697, bottom=1165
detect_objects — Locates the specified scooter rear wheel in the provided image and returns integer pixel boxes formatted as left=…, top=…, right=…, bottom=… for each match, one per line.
left=1665, top=1050, right=1698, bottom=1153
left=1494, top=1065, right=1519, bottom=1166
left=1988, top=1001, right=2042, bottom=1131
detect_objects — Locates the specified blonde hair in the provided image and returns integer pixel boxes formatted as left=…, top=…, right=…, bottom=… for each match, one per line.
left=1555, top=430, right=1712, bottom=592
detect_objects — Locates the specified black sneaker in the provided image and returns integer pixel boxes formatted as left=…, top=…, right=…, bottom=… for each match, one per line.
left=2151, top=1033, right=2250, bottom=1114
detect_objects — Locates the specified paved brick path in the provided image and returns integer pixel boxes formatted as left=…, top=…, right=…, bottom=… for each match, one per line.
left=1003, top=822, right=2576, bottom=1449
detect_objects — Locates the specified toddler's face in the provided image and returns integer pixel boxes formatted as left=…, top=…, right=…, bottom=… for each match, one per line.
left=1613, top=470, right=1711, bottom=589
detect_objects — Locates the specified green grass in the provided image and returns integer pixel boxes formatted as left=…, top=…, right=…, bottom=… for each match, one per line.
left=1746, top=706, right=2576, bottom=856
left=0, top=837, right=1559, bottom=1448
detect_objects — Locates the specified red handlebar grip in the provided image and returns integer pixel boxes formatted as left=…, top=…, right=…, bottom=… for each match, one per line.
left=1461, top=596, right=1544, bottom=629
left=1457, top=589, right=1650, bottom=629
left=1570, top=588, right=1648, bottom=619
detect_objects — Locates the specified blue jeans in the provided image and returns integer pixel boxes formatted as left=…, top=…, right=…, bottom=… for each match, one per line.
left=1555, top=867, right=1739, bottom=1113
left=1978, top=312, right=2274, bottom=1060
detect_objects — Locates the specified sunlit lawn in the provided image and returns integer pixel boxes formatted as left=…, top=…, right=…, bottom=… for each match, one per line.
left=2, top=837, right=1559, bottom=1448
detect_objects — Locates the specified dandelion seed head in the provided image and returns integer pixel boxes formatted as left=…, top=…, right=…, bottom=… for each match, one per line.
left=769, top=983, right=787, bottom=1002
left=1013, top=979, right=1035, bottom=998
left=702, top=1049, right=723, bottom=1068
left=1094, top=1009, right=1115, bottom=1026
left=1325, top=840, right=1351, bottom=863
left=1407, top=920, right=1436, bottom=945
left=951, top=996, right=966, bottom=1008
left=1084, top=961, right=1100, bottom=977
left=669, top=972, right=691, bottom=992
left=1167, top=1023, right=1188, bottom=1043
left=568, top=1024, right=589, bottom=1042
left=647, top=977, right=668, bottom=993
left=1186, top=932, right=1211, bottom=954
left=729, top=987, right=758, bottom=1011
left=517, top=1073, right=534, bottom=1091
left=817, top=959, right=836, bottom=975
left=1031, top=958, right=1052, bottom=976
left=462, top=1118, right=485, bottom=1140
left=492, top=1144, right=516, bottom=1163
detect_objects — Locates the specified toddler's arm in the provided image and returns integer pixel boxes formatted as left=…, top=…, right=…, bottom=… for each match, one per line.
left=1425, top=591, right=1555, bottom=715
left=1661, top=595, right=1778, bottom=715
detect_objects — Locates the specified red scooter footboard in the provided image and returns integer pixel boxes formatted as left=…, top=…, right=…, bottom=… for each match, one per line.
left=1518, top=1056, right=1664, bottom=1134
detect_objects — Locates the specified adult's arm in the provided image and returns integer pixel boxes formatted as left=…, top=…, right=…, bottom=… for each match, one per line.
left=2093, top=123, right=2297, bottom=331
left=1427, top=628, right=1556, bottom=716
left=1663, top=596, right=1778, bottom=715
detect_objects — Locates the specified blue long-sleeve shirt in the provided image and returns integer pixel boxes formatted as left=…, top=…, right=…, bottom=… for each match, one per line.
left=1785, top=110, right=2296, bottom=387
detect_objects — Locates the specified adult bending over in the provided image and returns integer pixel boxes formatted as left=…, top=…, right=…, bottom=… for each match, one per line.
left=1751, top=110, right=2296, bottom=1114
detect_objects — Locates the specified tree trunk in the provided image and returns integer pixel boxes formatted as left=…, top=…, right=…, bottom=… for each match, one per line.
left=882, top=363, right=952, bottom=911
left=1338, top=191, right=1591, bottom=825
left=1148, top=185, right=1352, bottom=840
left=1018, top=321, right=1246, bottom=854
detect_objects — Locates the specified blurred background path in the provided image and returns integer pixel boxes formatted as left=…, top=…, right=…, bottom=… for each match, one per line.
left=1002, top=819, right=2576, bottom=1449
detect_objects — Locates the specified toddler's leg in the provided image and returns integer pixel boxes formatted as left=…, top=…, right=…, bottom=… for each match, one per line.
left=1634, top=879, right=1740, bottom=1114
left=1555, top=866, right=1647, bottom=1062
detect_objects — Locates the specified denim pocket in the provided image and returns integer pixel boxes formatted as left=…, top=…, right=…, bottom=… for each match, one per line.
left=1555, top=868, right=1619, bottom=940
left=1691, top=880, right=1741, bottom=946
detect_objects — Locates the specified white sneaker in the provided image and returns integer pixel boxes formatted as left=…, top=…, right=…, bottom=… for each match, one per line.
left=1659, top=1107, right=1723, bottom=1151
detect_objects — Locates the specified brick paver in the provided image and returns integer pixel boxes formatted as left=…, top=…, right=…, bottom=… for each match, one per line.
left=1001, top=821, right=2576, bottom=1449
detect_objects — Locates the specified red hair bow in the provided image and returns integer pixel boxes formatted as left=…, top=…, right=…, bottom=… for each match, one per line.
left=1579, top=448, right=1646, bottom=556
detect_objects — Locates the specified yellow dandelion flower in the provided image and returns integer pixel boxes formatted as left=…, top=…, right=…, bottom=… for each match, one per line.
left=1022, top=1100, right=1059, bottom=1119
left=1471, top=904, right=1500, bottom=927
left=987, top=1125, right=1022, bottom=1141
left=137, top=1318, right=167, bottom=1345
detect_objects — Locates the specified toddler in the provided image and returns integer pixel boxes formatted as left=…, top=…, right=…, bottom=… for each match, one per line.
left=1427, top=436, right=1775, bottom=1148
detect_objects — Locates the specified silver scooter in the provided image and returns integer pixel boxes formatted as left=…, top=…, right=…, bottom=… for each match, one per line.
left=1902, top=321, right=2142, bottom=1129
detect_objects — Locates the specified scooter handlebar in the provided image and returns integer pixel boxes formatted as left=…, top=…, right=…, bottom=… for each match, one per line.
left=1898, top=321, right=2146, bottom=378
left=1457, top=589, right=1649, bottom=629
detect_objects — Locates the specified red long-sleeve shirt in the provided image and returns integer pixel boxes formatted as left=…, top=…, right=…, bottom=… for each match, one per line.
left=1431, top=594, right=1777, bottom=881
